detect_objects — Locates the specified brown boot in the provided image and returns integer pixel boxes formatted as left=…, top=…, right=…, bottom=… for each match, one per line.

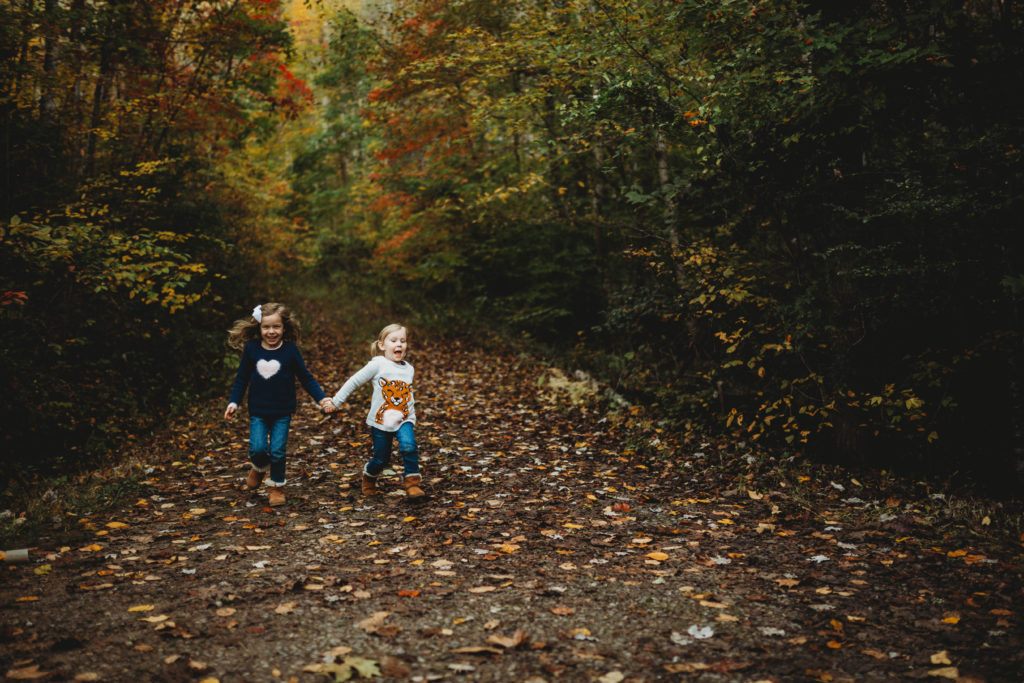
left=267, top=486, right=286, bottom=507
left=403, top=474, right=426, bottom=502
left=361, top=472, right=378, bottom=496
left=246, top=468, right=266, bottom=490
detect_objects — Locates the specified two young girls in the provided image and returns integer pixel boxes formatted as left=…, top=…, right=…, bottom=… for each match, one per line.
left=225, top=305, right=425, bottom=504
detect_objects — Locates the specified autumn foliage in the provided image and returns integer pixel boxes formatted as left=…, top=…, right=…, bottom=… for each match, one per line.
left=0, top=0, right=306, bottom=473
left=295, top=0, right=1024, bottom=487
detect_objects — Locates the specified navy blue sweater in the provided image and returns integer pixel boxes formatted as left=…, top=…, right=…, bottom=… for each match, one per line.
left=228, top=340, right=327, bottom=417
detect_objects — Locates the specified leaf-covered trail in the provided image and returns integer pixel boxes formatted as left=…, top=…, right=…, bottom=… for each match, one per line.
left=2, top=325, right=1022, bottom=682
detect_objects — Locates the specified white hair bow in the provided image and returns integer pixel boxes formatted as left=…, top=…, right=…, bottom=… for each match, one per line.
left=252, top=304, right=262, bottom=322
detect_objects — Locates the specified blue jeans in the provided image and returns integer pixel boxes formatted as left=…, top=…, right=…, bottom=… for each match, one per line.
left=366, top=422, right=419, bottom=477
left=249, top=415, right=292, bottom=485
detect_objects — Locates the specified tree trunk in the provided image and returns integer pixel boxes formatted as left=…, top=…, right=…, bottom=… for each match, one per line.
left=654, top=129, right=687, bottom=285
left=40, top=0, right=60, bottom=131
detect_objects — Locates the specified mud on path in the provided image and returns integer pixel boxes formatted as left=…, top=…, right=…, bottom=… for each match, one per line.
left=2, top=319, right=1022, bottom=682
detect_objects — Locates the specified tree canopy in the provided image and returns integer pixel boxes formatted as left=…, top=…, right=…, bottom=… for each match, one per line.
left=290, top=0, right=1023, bottom=485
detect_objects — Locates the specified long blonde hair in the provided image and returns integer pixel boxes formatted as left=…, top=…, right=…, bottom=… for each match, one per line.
left=227, top=302, right=301, bottom=350
left=371, top=323, right=407, bottom=357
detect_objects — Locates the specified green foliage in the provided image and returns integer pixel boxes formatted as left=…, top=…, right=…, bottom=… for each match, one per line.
left=0, top=0, right=303, bottom=483
left=293, top=0, right=1023, bottom=486
left=0, top=207, right=225, bottom=474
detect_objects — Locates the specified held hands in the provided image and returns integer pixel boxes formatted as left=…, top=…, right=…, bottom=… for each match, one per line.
left=225, top=400, right=334, bottom=420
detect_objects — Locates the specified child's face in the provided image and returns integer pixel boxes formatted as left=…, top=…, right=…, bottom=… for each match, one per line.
left=379, top=328, right=407, bottom=362
left=260, top=313, right=284, bottom=348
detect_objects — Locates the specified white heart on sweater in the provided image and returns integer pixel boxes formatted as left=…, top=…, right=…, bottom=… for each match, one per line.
left=256, top=359, right=281, bottom=379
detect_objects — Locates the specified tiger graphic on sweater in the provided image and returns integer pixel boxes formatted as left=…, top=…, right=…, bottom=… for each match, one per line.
left=375, top=377, right=412, bottom=427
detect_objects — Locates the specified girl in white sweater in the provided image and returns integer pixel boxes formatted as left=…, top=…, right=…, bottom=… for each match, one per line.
left=329, top=323, right=426, bottom=501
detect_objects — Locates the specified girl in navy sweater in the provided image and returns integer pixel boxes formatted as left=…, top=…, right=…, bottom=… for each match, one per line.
left=224, top=302, right=333, bottom=506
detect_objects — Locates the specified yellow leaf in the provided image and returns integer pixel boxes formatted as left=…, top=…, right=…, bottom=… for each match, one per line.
left=15, top=596, right=39, bottom=602
left=6, top=665, right=49, bottom=679
left=563, top=523, right=584, bottom=529
left=941, top=613, right=960, bottom=625
left=646, top=551, right=669, bottom=561
left=403, top=516, right=417, bottom=522
left=927, top=667, right=959, bottom=679
left=128, top=604, right=155, bottom=612
left=930, top=651, right=952, bottom=665
left=105, top=522, right=129, bottom=529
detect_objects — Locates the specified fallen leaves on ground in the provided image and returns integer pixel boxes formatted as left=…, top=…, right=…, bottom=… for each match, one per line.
left=1, top=311, right=1021, bottom=681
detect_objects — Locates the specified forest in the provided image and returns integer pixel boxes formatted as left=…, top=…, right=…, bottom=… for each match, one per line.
left=2, top=2, right=1023, bottom=681
left=2, top=0, right=1023, bottom=494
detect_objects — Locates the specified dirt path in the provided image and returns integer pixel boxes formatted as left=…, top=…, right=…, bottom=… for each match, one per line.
left=1, top=322, right=1022, bottom=682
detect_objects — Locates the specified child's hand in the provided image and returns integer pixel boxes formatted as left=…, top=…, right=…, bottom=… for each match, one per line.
left=319, top=398, right=335, bottom=414
left=224, top=403, right=237, bottom=420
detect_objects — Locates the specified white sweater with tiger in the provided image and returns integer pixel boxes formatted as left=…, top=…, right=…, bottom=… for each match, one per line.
left=331, top=356, right=415, bottom=432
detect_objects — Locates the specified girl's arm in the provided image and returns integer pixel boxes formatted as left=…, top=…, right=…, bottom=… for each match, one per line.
left=331, top=358, right=379, bottom=407
left=225, top=344, right=254, bottom=418
left=292, top=346, right=328, bottom=403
